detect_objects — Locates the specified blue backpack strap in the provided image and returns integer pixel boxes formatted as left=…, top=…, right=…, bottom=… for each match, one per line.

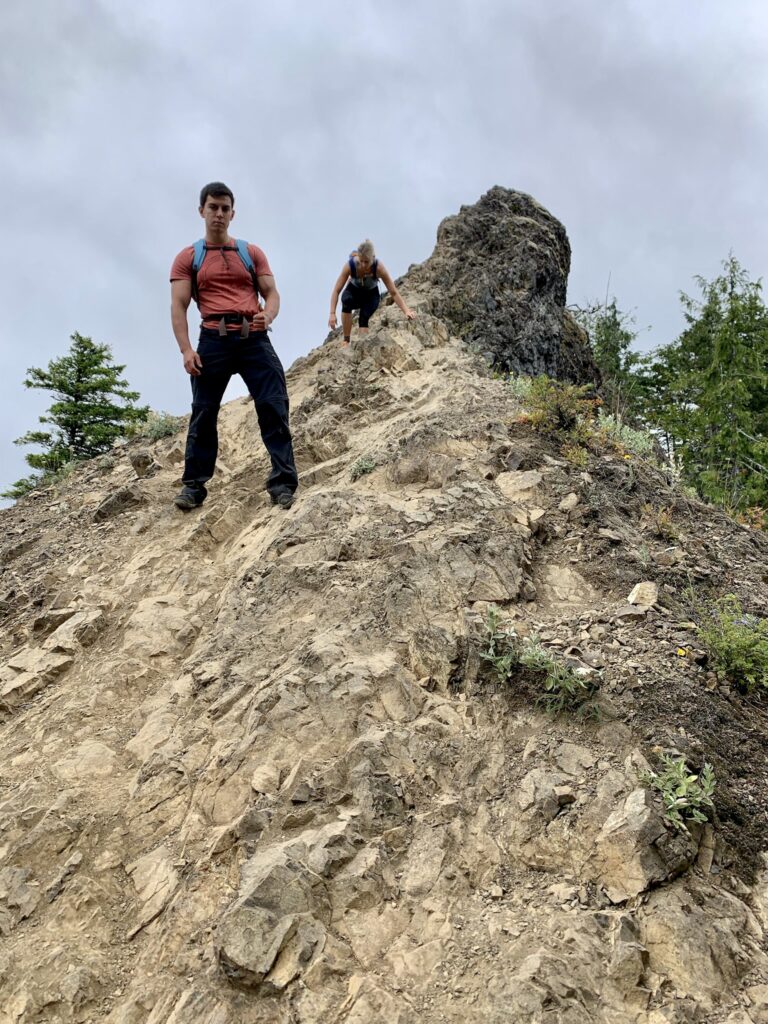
left=235, top=239, right=260, bottom=296
left=190, top=239, right=207, bottom=304
left=192, top=239, right=207, bottom=271
left=190, top=238, right=259, bottom=305
left=372, top=258, right=378, bottom=277
left=235, top=239, right=255, bottom=272
left=349, top=253, right=358, bottom=278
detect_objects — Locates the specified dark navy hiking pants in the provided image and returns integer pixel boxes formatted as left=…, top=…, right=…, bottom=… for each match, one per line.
left=182, top=329, right=298, bottom=497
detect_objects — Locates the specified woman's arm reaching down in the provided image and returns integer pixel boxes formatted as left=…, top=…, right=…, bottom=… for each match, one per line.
left=328, top=264, right=351, bottom=329
left=378, top=264, right=416, bottom=319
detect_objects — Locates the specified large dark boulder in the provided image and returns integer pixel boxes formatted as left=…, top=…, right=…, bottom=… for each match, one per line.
left=400, top=186, right=597, bottom=384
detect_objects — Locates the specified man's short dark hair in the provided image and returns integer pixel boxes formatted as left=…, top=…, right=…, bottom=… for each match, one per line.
left=199, top=182, right=235, bottom=208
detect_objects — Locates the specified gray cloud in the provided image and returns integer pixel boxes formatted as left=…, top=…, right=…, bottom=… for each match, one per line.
left=2, top=0, right=766, bottom=497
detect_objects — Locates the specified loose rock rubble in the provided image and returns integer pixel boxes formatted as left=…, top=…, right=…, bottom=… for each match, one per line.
left=1, top=192, right=768, bottom=1023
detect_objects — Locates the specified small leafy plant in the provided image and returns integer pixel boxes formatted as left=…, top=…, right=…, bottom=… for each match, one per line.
left=480, top=605, right=519, bottom=681
left=127, top=409, right=185, bottom=441
left=641, top=503, right=678, bottom=541
left=595, top=411, right=657, bottom=458
left=561, top=443, right=589, bottom=468
left=520, top=638, right=600, bottom=719
left=698, top=595, right=768, bottom=693
left=642, top=755, right=716, bottom=831
left=735, top=506, right=767, bottom=531
left=522, top=376, right=599, bottom=438
left=480, top=609, right=599, bottom=717
left=504, top=374, right=534, bottom=403
left=350, top=456, right=376, bottom=481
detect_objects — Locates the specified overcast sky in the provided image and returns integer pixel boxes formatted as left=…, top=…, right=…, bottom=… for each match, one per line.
left=1, top=0, right=766, bottom=499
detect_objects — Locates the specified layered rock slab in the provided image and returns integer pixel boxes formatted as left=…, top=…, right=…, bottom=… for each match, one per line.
left=0, top=199, right=766, bottom=1024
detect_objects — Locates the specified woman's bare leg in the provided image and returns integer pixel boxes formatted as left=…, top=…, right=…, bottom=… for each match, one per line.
left=341, top=311, right=352, bottom=344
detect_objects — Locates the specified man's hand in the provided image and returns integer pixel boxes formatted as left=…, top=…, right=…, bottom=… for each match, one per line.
left=183, top=347, right=202, bottom=376
left=404, top=308, right=417, bottom=320
left=328, top=313, right=337, bottom=329
left=252, top=310, right=272, bottom=331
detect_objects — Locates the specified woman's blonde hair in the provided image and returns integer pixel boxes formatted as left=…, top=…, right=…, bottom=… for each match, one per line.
left=357, top=239, right=375, bottom=263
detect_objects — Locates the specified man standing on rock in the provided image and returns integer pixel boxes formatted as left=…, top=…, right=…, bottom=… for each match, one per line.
left=169, top=182, right=298, bottom=511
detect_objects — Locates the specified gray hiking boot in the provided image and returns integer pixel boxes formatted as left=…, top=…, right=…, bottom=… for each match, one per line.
left=271, top=491, right=295, bottom=510
left=174, top=485, right=206, bottom=510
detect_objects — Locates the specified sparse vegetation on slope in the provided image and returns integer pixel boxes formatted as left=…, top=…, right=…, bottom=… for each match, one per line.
left=642, top=754, right=716, bottom=832
left=1, top=191, right=768, bottom=1023
left=698, top=594, right=768, bottom=694
left=481, top=607, right=600, bottom=718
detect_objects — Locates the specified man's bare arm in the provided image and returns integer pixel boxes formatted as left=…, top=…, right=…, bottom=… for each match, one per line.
left=253, top=275, right=279, bottom=331
left=171, top=279, right=202, bottom=375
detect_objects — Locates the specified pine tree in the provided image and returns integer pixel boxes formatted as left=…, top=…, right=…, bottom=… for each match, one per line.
left=639, top=257, right=768, bottom=511
left=4, top=332, right=148, bottom=499
left=571, top=298, right=642, bottom=420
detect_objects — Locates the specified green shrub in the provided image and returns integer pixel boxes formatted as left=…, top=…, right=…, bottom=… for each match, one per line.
left=506, top=376, right=662, bottom=470
left=2, top=475, right=43, bottom=500
left=480, top=605, right=519, bottom=681
left=505, top=375, right=600, bottom=465
left=522, top=377, right=599, bottom=437
left=561, top=442, right=589, bottom=468
left=698, top=595, right=768, bottom=693
left=520, top=638, right=600, bottom=719
left=127, top=410, right=184, bottom=441
left=350, top=456, right=376, bottom=481
left=480, top=609, right=599, bottom=717
left=642, top=754, right=716, bottom=831
left=505, top=374, right=534, bottom=403
left=596, top=411, right=657, bottom=458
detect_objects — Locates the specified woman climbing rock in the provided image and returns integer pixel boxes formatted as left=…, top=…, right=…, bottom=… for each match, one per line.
left=328, top=239, right=415, bottom=344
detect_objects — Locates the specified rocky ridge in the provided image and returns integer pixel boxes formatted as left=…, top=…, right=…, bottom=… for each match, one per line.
left=1, top=198, right=768, bottom=1023
left=401, top=186, right=597, bottom=381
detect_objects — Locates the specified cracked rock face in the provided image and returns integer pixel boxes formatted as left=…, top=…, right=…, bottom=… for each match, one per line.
left=0, top=192, right=767, bottom=1024
left=400, top=185, right=598, bottom=382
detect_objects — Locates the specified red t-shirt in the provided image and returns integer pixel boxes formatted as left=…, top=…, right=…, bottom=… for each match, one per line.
left=170, top=241, right=273, bottom=326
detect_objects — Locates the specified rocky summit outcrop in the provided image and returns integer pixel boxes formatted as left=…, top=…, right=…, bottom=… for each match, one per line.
left=400, top=186, right=597, bottom=381
left=1, top=197, right=768, bottom=1023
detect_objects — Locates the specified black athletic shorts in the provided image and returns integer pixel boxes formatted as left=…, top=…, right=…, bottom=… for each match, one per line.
left=341, top=282, right=381, bottom=327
